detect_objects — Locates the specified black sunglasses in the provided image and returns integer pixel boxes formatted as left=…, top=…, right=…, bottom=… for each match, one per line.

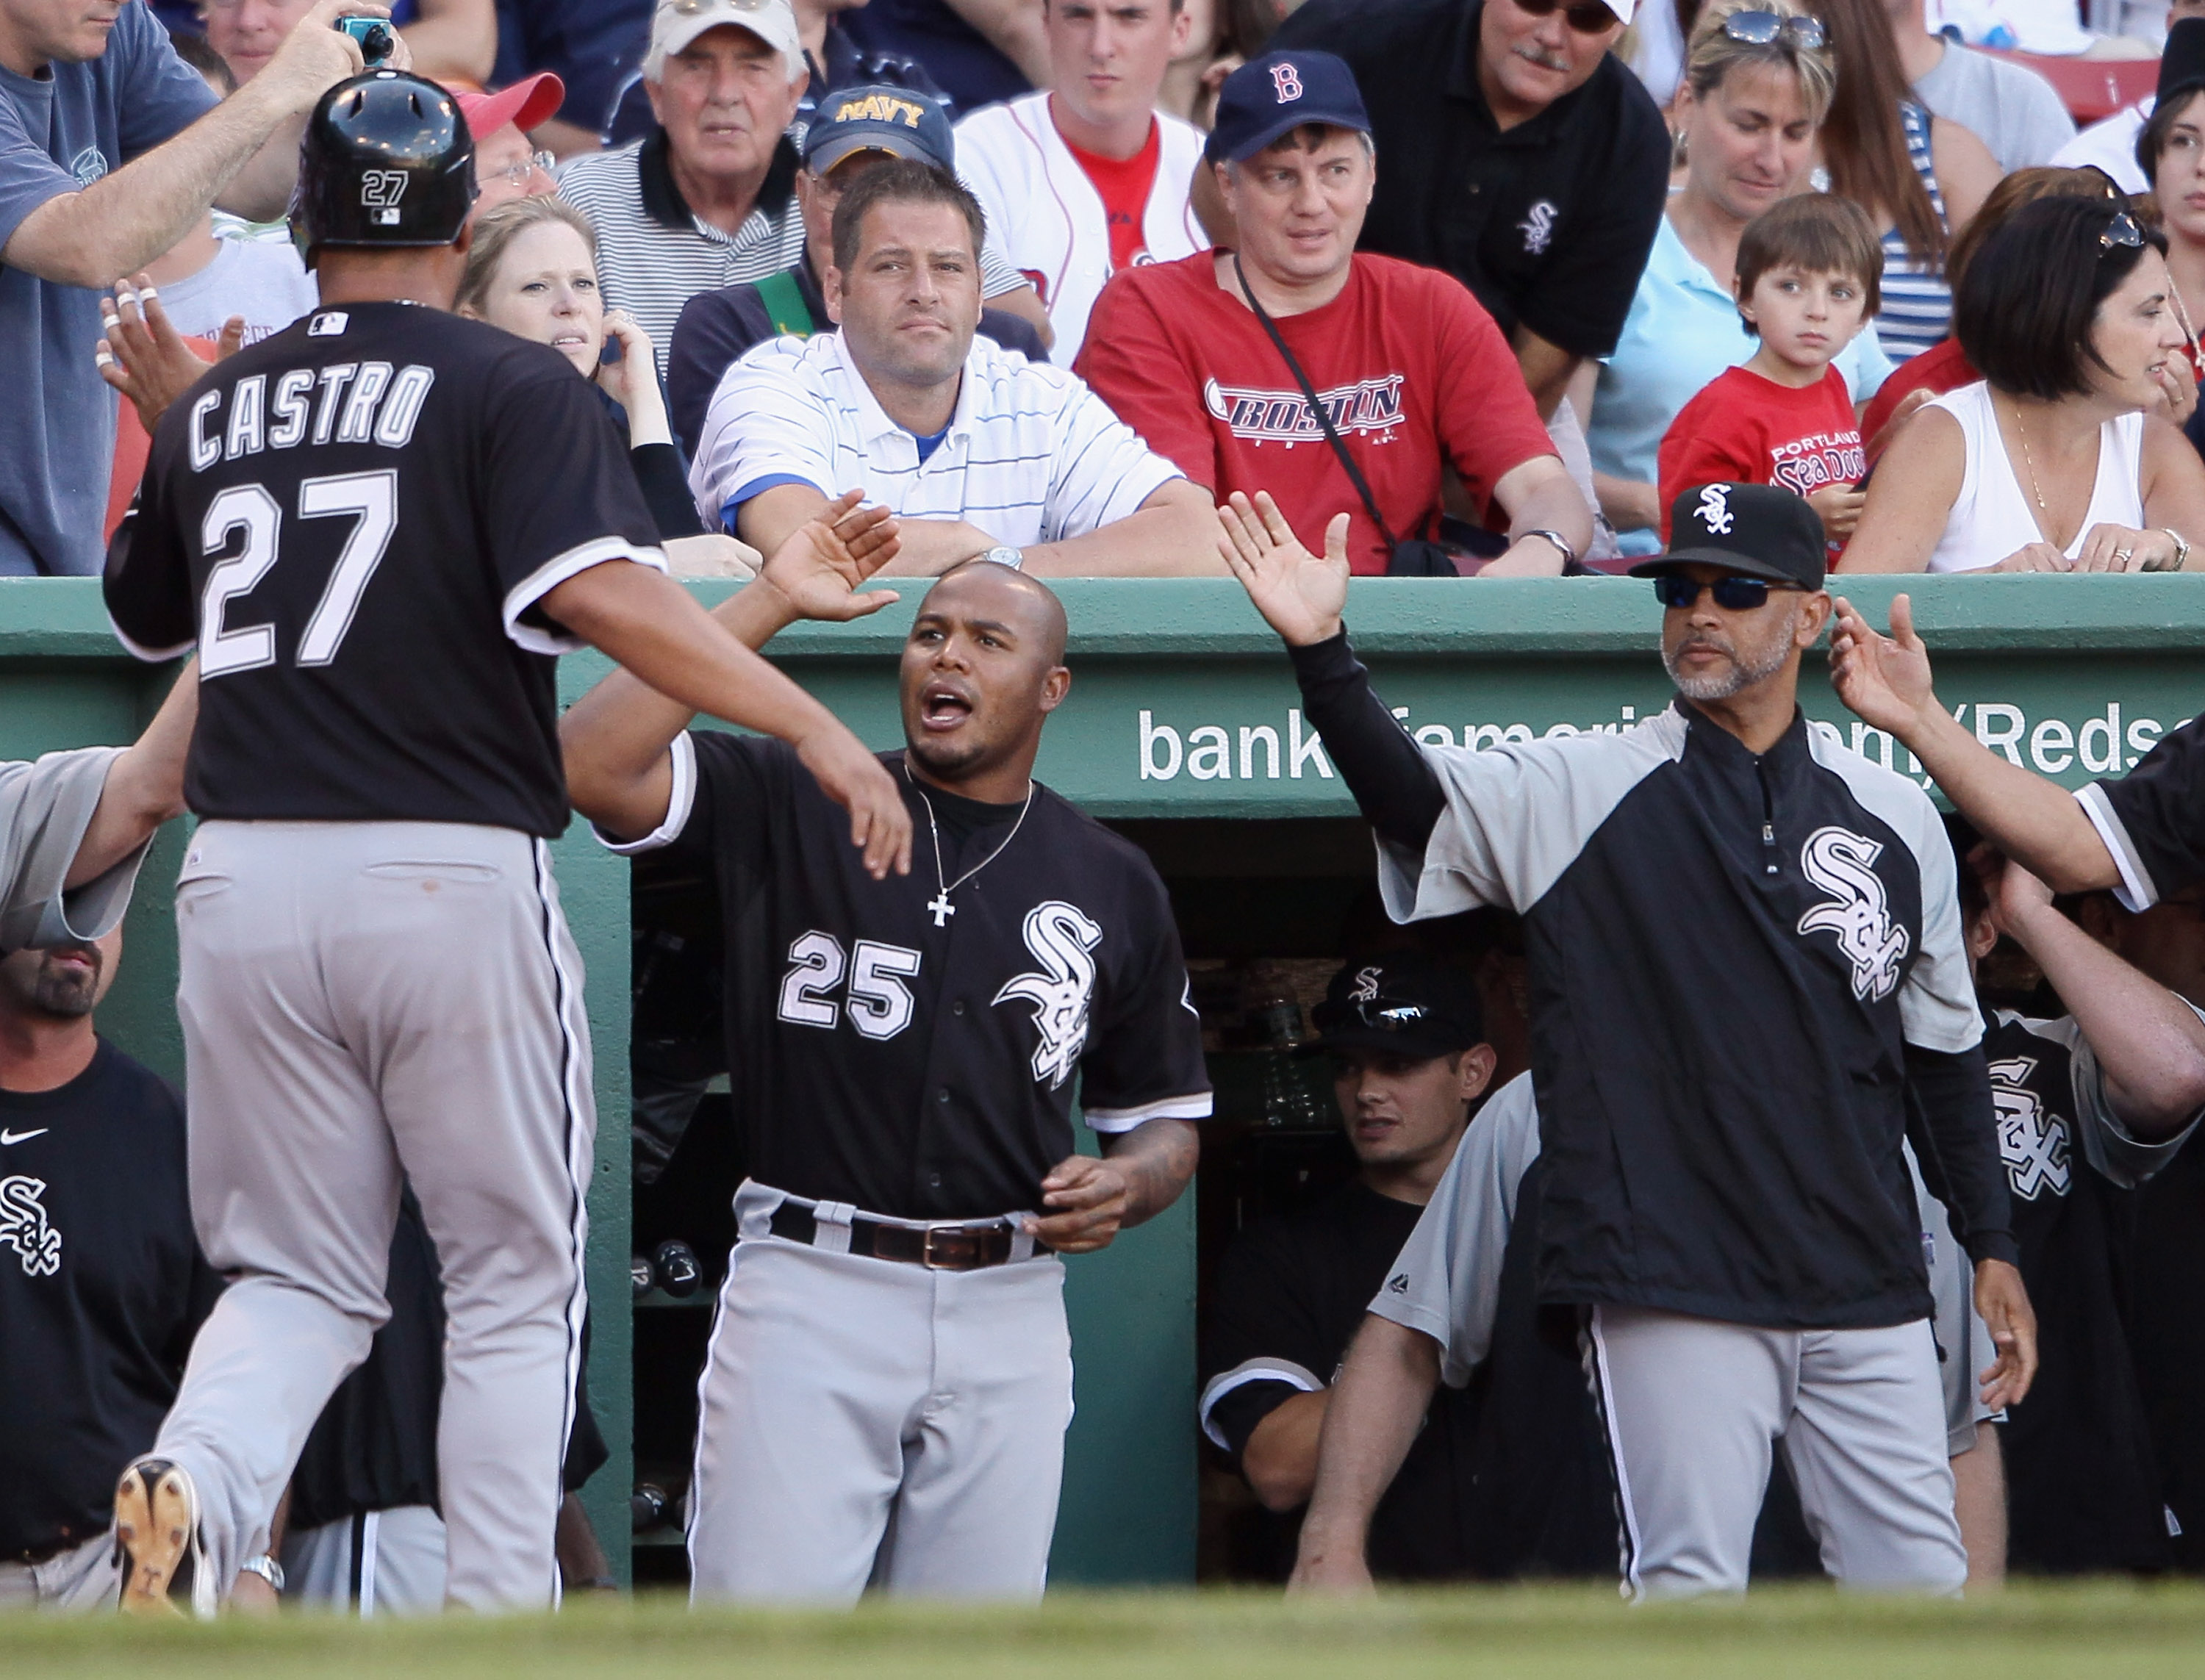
left=1720, top=10, right=1828, bottom=49
left=1513, top=0, right=1623, bottom=32
left=1652, top=575, right=1799, bottom=611
left=1318, top=997, right=1434, bottom=1033
left=2098, top=209, right=2146, bottom=256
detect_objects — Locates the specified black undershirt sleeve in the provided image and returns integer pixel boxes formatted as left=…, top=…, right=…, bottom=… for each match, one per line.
left=628, top=441, right=708, bottom=540
left=1286, top=630, right=1446, bottom=854
left=1904, top=1042, right=2021, bottom=1269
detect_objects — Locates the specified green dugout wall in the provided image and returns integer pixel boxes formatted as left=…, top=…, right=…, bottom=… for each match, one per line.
left=7, top=572, right=2205, bottom=1586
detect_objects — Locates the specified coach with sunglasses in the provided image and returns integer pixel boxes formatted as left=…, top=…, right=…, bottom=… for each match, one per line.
left=1266, top=0, right=1666, bottom=432
left=1218, top=479, right=2035, bottom=1596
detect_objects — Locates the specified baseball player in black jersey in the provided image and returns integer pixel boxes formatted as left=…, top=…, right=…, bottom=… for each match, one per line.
left=562, top=550, right=1210, bottom=1602
left=100, top=71, right=911, bottom=1616
left=1221, top=482, right=2035, bottom=1597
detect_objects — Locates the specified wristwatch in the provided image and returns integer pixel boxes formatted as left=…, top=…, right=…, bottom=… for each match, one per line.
left=980, top=545, right=1025, bottom=571
left=2156, top=528, right=2190, bottom=572
left=238, top=1553, right=285, bottom=1593
left=1520, top=528, right=1578, bottom=569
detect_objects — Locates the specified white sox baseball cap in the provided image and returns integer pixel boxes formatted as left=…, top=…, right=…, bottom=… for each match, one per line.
left=645, top=0, right=804, bottom=82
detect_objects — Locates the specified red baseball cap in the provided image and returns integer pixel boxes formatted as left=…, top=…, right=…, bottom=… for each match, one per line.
left=454, top=71, right=565, bottom=140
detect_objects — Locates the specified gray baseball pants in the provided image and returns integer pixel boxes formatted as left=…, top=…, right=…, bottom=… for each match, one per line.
left=282, top=1504, right=448, bottom=1615
left=1585, top=1305, right=1968, bottom=1598
left=0, top=1529, right=120, bottom=1612
left=150, top=820, right=592, bottom=1612
left=686, top=1181, right=1072, bottom=1604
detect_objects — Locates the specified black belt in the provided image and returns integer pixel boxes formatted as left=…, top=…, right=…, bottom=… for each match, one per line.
left=767, top=1202, right=1043, bottom=1270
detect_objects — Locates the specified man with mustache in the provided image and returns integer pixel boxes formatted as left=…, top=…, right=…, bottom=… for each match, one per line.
left=0, top=927, right=225, bottom=1610
left=1219, top=479, right=2033, bottom=1595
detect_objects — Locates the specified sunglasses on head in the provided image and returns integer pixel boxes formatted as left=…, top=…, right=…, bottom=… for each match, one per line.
left=2098, top=209, right=2146, bottom=256
left=1718, top=9, right=1828, bottom=49
left=1513, top=0, right=1623, bottom=32
left=1652, top=574, right=1799, bottom=611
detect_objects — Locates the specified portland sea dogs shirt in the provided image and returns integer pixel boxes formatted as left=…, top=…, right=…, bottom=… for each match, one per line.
left=1380, top=700, right=2012, bottom=1328
left=603, top=739, right=1211, bottom=1219
left=104, top=304, right=667, bottom=836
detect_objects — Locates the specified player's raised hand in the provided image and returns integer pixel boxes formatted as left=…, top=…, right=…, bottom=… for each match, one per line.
left=795, top=725, right=911, bottom=881
left=1974, top=1257, right=2038, bottom=1410
left=761, top=489, right=903, bottom=622
left=1217, top=492, right=1349, bottom=648
left=97, top=275, right=234, bottom=434
left=1829, top=592, right=1940, bottom=742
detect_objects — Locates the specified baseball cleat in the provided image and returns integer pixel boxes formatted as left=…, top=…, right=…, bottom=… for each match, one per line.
left=114, top=1458, right=213, bottom=1618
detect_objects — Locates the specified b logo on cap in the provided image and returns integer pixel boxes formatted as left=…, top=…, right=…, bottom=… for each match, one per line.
left=1271, top=61, right=1304, bottom=101
left=1696, top=484, right=1735, bottom=535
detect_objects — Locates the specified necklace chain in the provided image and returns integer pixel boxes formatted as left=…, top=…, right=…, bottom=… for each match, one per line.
left=2009, top=398, right=2053, bottom=519
left=904, top=756, right=1034, bottom=927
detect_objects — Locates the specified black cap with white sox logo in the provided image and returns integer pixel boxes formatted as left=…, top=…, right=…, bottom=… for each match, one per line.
left=1632, top=481, right=1826, bottom=590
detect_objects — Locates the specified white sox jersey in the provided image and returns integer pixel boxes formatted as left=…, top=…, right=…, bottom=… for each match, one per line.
left=953, top=93, right=1208, bottom=365
left=606, top=735, right=1211, bottom=1219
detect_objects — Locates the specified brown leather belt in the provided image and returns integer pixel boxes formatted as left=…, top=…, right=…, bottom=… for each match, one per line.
left=767, top=1202, right=1041, bottom=1270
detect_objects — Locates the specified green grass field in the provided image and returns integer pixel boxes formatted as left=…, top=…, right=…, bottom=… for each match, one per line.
left=7, top=1584, right=2205, bottom=1679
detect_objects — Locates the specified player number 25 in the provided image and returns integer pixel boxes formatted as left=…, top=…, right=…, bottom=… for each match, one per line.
left=198, top=470, right=399, bottom=678
left=777, top=931, right=923, bottom=1040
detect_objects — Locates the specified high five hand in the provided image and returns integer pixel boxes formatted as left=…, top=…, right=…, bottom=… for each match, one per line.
left=761, top=489, right=903, bottom=622
left=1216, top=491, right=1350, bottom=647
left=1829, top=592, right=1939, bottom=740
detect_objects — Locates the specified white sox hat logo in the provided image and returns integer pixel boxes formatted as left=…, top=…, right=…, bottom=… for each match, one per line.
left=1349, top=966, right=1383, bottom=1002
left=1695, top=484, right=1735, bottom=536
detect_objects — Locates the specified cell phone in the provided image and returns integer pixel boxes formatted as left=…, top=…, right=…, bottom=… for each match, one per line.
left=600, top=334, right=624, bottom=366
left=334, top=16, right=395, bottom=66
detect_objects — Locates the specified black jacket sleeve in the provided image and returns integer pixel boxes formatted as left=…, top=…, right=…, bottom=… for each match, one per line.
left=629, top=442, right=707, bottom=540
left=1903, top=1042, right=2021, bottom=1268
left=1287, top=630, right=1445, bottom=853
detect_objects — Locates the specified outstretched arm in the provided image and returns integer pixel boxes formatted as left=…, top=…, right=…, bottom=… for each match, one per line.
left=1288, top=1315, right=1441, bottom=1595
left=1830, top=594, right=2118, bottom=890
left=68, top=660, right=198, bottom=891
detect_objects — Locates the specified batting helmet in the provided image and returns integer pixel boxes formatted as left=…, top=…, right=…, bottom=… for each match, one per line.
left=292, top=71, right=476, bottom=256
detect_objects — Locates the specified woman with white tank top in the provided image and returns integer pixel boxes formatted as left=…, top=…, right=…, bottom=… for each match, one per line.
left=1841, top=198, right=2205, bottom=575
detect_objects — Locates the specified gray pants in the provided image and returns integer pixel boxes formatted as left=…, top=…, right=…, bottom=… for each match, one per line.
left=688, top=1181, right=1072, bottom=1604
left=282, top=1505, right=447, bottom=1615
left=152, top=820, right=592, bottom=1612
left=1586, top=1306, right=1968, bottom=1598
left=0, top=1530, right=119, bottom=1612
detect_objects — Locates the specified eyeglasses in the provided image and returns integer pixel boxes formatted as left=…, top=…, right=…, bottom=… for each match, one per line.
left=488, top=150, right=557, bottom=188
left=1511, top=0, right=1624, bottom=34
left=1719, top=10, right=1829, bottom=49
left=2098, top=209, right=2146, bottom=256
left=1652, top=575, right=1800, bottom=610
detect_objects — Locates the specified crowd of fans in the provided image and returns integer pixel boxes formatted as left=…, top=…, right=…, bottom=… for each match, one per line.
left=7, top=0, right=2205, bottom=1612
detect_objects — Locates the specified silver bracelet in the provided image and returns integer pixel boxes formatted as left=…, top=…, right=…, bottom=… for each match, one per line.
left=2155, top=528, right=2190, bottom=572
left=238, top=1553, right=285, bottom=1593
left=1519, top=528, right=1578, bottom=568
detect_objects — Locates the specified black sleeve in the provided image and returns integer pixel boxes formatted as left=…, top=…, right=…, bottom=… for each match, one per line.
left=629, top=442, right=707, bottom=539
left=977, top=306, right=1050, bottom=366
left=666, top=285, right=771, bottom=460
left=1200, top=1224, right=1329, bottom=1465
left=103, top=422, right=196, bottom=660
left=1077, top=858, right=1211, bottom=1127
left=1288, top=630, right=1446, bottom=852
left=1904, top=1042, right=2021, bottom=1268
left=2090, top=715, right=2205, bottom=904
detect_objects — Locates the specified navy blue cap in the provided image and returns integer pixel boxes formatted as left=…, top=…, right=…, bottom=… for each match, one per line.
left=803, top=83, right=955, bottom=175
left=1308, top=954, right=1485, bottom=1060
left=1205, top=50, right=1371, bottom=165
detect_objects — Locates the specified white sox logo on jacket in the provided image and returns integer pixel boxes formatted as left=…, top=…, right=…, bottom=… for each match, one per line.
left=994, top=901, right=1103, bottom=1089
left=1987, top=1054, right=2073, bottom=1199
left=1796, top=826, right=1911, bottom=1002
left=0, top=1174, right=61, bottom=1277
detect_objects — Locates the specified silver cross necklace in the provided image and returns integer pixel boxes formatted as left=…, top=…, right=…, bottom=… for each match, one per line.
left=904, top=756, right=1034, bottom=928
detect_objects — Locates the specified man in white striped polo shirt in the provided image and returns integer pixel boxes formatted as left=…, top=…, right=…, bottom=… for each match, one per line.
left=691, top=158, right=1224, bottom=576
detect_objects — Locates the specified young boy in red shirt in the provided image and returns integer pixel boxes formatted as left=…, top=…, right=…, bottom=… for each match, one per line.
left=1658, top=195, right=1878, bottom=550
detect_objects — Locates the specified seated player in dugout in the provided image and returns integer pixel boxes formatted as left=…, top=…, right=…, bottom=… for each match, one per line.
left=559, top=537, right=1210, bottom=1602
left=687, top=159, right=1225, bottom=578
left=1954, top=830, right=2205, bottom=1575
left=1078, top=52, right=1592, bottom=578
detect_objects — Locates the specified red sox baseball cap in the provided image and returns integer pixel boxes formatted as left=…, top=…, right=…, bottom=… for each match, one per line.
left=1205, top=50, right=1371, bottom=165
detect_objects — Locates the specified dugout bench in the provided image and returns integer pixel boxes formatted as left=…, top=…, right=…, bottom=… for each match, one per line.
left=7, top=572, right=2205, bottom=1587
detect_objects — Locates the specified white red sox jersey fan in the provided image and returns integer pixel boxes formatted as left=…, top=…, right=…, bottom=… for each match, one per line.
left=953, top=90, right=1208, bottom=366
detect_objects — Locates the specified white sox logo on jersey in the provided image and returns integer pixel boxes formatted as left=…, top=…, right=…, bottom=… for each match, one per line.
left=1796, top=827, right=1910, bottom=1002
left=1987, top=1054, right=2072, bottom=1199
left=994, top=902, right=1103, bottom=1090
left=1202, top=375, right=1405, bottom=447
left=1519, top=199, right=1557, bottom=255
left=0, top=1175, right=60, bottom=1278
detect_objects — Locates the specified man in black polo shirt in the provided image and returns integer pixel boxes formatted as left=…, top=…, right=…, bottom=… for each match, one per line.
left=1267, top=0, right=1667, bottom=425
left=0, top=928, right=223, bottom=1610
left=665, top=82, right=1047, bottom=458
left=1202, top=954, right=1529, bottom=1580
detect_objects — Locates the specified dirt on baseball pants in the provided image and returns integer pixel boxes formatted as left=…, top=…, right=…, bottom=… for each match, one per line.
left=1585, top=1305, right=1968, bottom=1598
left=687, top=1184, right=1073, bottom=1604
left=151, top=820, right=592, bottom=1612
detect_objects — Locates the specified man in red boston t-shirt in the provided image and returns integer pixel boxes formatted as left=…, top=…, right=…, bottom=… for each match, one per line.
left=1077, top=50, right=1591, bottom=578
left=955, top=0, right=1210, bottom=364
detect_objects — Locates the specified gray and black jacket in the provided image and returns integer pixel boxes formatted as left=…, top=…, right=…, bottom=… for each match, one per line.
left=1291, top=631, right=2016, bottom=1331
